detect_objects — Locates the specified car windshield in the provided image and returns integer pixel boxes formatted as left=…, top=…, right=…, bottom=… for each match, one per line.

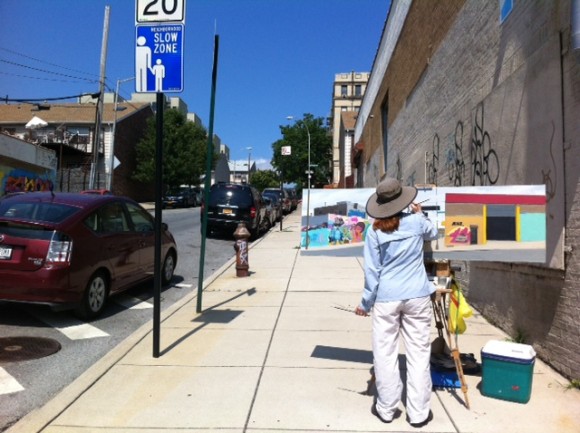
left=0, top=201, right=80, bottom=223
left=263, top=193, right=279, bottom=203
left=166, top=188, right=188, bottom=196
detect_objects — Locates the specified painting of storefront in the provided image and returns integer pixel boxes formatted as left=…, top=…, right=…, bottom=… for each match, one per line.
left=444, top=193, right=546, bottom=247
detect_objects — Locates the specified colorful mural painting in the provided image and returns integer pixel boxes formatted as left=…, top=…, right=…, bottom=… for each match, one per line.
left=300, top=213, right=371, bottom=249
left=302, top=185, right=546, bottom=263
left=0, top=165, right=55, bottom=195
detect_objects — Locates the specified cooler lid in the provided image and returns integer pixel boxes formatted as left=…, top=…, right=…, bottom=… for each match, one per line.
left=482, top=340, right=536, bottom=361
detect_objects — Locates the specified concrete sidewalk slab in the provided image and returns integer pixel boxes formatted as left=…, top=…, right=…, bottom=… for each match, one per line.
left=46, top=365, right=261, bottom=431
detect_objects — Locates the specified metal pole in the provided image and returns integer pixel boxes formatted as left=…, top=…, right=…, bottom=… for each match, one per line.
left=246, top=146, right=252, bottom=183
left=198, top=34, right=220, bottom=314
left=153, top=91, right=164, bottom=358
left=90, top=5, right=110, bottom=190
left=305, top=122, right=311, bottom=249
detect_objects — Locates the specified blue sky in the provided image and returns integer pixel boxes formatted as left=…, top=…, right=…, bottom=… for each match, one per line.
left=0, top=0, right=390, bottom=169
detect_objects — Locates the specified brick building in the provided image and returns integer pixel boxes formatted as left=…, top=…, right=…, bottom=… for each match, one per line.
left=354, top=0, right=580, bottom=379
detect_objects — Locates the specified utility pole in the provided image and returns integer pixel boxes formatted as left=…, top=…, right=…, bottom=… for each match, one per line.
left=90, top=6, right=110, bottom=189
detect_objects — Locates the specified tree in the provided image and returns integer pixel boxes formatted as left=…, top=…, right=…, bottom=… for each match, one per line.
left=133, top=109, right=212, bottom=189
left=250, top=169, right=280, bottom=192
left=271, top=114, right=332, bottom=189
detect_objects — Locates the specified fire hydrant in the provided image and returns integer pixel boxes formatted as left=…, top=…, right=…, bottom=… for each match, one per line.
left=233, top=222, right=250, bottom=277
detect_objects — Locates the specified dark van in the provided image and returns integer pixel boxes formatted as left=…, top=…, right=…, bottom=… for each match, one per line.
left=202, top=183, right=267, bottom=239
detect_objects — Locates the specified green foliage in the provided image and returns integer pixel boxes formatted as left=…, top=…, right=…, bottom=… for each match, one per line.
left=250, top=169, right=281, bottom=192
left=567, top=379, right=580, bottom=390
left=271, top=113, right=332, bottom=188
left=133, top=109, right=210, bottom=189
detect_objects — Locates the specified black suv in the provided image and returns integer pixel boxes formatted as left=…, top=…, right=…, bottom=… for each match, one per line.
left=202, top=183, right=267, bottom=239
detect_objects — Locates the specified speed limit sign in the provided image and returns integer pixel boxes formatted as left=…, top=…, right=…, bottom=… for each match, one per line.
left=136, top=0, right=185, bottom=23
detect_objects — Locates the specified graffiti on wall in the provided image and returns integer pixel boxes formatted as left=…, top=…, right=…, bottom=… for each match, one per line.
left=1, top=167, right=55, bottom=194
left=427, top=134, right=439, bottom=185
left=445, top=121, right=467, bottom=186
left=471, top=102, right=499, bottom=185
left=540, top=121, right=557, bottom=202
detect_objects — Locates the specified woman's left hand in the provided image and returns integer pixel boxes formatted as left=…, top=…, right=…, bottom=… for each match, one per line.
left=355, top=306, right=368, bottom=316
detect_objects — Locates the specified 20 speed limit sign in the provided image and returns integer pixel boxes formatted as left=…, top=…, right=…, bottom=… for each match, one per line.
left=136, top=0, right=185, bottom=23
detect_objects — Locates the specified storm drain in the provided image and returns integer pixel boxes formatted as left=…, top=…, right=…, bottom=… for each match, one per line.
left=0, top=337, right=61, bottom=363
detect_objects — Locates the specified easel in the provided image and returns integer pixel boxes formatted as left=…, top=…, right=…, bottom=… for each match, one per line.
left=427, top=261, right=470, bottom=409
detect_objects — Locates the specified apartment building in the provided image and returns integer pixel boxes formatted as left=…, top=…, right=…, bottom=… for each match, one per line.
left=329, top=71, right=370, bottom=186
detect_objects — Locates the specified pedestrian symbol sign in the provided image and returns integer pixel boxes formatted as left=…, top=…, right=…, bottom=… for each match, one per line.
left=135, top=24, right=184, bottom=93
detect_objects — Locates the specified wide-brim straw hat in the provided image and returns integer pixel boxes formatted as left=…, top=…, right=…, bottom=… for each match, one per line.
left=366, top=177, right=417, bottom=219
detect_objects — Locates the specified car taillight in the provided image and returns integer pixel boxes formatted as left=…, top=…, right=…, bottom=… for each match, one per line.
left=45, top=231, right=72, bottom=264
left=250, top=207, right=256, bottom=218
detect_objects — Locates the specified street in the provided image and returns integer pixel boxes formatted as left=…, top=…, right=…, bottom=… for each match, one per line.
left=0, top=207, right=241, bottom=432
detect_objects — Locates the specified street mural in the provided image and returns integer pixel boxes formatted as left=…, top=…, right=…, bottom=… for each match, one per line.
left=301, top=184, right=546, bottom=263
left=0, top=165, right=55, bottom=195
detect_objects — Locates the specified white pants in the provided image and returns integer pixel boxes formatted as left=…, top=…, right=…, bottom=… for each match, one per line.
left=372, top=296, right=432, bottom=423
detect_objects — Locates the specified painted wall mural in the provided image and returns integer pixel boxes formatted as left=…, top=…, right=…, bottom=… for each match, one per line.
left=301, top=185, right=546, bottom=263
left=0, top=165, right=55, bottom=195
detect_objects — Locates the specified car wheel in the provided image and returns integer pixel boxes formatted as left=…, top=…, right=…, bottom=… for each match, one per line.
left=162, top=251, right=176, bottom=285
left=75, top=271, right=108, bottom=320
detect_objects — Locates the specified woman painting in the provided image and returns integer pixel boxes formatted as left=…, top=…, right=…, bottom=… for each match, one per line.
left=355, top=177, right=438, bottom=428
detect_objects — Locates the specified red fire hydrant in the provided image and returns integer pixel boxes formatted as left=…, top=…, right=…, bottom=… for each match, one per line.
left=233, top=222, right=250, bottom=277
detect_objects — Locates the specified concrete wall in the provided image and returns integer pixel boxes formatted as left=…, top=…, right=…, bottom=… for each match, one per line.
left=0, top=133, right=57, bottom=194
left=358, top=0, right=580, bottom=379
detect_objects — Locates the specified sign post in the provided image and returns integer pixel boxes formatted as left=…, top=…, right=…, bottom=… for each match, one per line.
left=135, top=0, right=185, bottom=358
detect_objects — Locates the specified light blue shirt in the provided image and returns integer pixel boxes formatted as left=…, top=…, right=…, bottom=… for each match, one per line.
left=360, top=212, right=438, bottom=312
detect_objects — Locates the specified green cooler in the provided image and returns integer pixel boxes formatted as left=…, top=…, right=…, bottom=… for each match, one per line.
left=481, top=340, right=536, bottom=403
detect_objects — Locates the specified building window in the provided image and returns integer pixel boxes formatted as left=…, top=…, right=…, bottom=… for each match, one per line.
left=341, top=85, right=348, bottom=96
left=355, top=85, right=362, bottom=97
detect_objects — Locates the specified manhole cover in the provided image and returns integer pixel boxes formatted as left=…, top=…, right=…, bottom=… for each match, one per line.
left=0, top=337, right=61, bottom=363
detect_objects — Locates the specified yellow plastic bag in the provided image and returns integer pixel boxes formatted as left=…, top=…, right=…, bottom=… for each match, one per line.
left=449, top=281, right=473, bottom=334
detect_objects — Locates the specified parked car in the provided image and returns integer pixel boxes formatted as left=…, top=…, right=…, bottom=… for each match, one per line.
left=202, top=182, right=267, bottom=239
left=0, top=192, right=178, bottom=319
left=262, top=188, right=291, bottom=214
left=262, top=193, right=282, bottom=222
left=163, top=187, right=196, bottom=208
left=262, top=195, right=278, bottom=228
left=285, top=188, right=298, bottom=211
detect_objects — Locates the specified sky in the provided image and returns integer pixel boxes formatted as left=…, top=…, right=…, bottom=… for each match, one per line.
left=0, top=0, right=390, bottom=170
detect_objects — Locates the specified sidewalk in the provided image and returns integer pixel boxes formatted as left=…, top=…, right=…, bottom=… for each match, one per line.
left=8, top=205, right=580, bottom=432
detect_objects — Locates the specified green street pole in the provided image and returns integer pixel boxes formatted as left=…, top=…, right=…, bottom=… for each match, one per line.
left=197, top=34, right=219, bottom=313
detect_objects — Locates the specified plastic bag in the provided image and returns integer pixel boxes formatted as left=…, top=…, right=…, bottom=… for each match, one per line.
left=449, top=281, right=473, bottom=334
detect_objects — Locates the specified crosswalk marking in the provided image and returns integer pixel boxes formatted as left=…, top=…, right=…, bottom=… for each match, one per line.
left=28, top=310, right=109, bottom=340
left=0, top=368, right=24, bottom=395
left=114, top=294, right=153, bottom=310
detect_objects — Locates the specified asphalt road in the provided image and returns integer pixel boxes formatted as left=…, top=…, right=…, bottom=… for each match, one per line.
left=0, top=206, right=240, bottom=432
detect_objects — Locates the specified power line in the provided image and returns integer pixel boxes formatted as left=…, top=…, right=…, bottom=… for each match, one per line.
left=0, top=58, right=98, bottom=83
left=3, top=92, right=100, bottom=103
left=0, top=46, right=99, bottom=79
left=0, top=70, right=95, bottom=84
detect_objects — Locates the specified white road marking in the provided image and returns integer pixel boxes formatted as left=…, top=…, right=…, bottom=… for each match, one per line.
left=0, top=368, right=24, bottom=395
left=175, top=283, right=192, bottom=288
left=28, top=310, right=109, bottom=340
left=114, top=295, right=153, bottom=309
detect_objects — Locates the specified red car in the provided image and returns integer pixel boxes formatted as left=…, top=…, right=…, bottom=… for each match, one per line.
left=0, top=192, right=178, bottom=319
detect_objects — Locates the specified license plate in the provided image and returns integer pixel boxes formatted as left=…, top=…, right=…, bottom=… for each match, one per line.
left=223, top=208, right=232, bottom=215
left=0, top=247, right=12, bottom=260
